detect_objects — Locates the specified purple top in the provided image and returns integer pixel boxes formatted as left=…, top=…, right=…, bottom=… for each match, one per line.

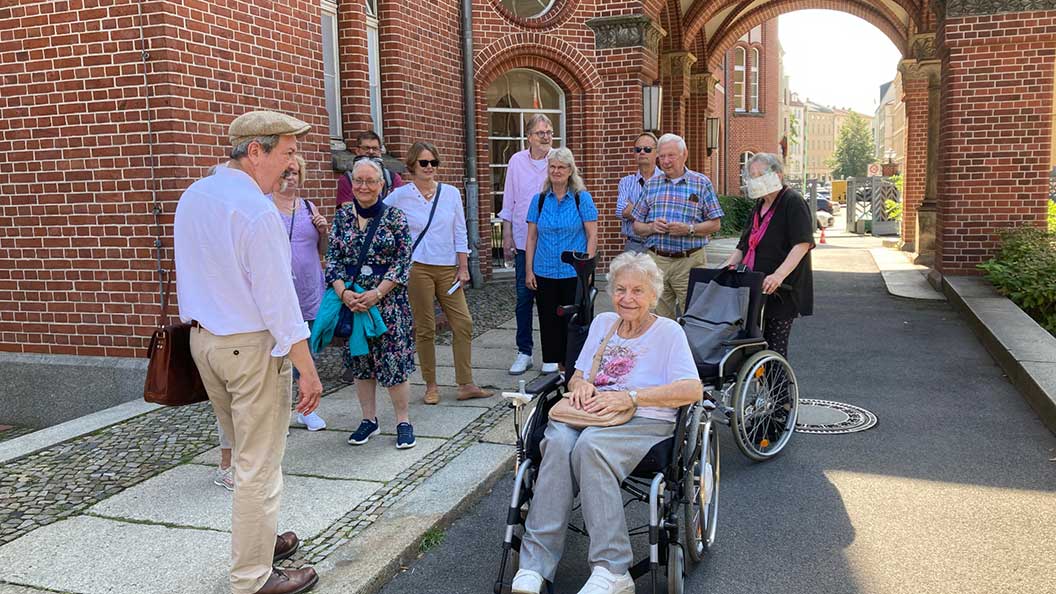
left=279, top=200, right=325, bottom=321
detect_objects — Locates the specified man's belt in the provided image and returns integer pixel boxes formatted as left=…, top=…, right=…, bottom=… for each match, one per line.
left=649, top=246, right=702, bottom=259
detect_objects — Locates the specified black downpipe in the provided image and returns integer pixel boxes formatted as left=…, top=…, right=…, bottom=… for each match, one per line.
left=461, top=0, right=483, bottom=287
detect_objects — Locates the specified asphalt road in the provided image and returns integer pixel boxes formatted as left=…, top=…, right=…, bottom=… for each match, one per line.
left=377, top=236, right=1056, bottom=594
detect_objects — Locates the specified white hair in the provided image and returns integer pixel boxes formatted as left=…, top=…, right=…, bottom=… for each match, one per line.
left=657, top=133, right=687, bottom=153
left=607, top=251, right=664, bottom=307
left=542, top=147, right=586, bottom=196
left=747, top=152, right=784, bottom=176
left=351, top=158, right=384, bottom=181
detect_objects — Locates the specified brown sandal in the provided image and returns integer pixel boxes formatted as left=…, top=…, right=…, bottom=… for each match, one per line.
left=457, top=384, right=493, bottom=401
left=424, top=386, right=441, bottom=405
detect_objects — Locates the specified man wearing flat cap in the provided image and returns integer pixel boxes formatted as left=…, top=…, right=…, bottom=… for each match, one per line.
left=175, top=110, right=323, bottom=594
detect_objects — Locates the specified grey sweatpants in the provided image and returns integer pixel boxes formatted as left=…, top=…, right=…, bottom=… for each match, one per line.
left=519, top=417, right=674, bottom=580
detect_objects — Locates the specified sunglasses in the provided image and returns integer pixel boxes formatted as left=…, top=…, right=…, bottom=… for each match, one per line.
left=633, top=147, right=654, bottom=154
left=418, top=159, right=440, bottom=168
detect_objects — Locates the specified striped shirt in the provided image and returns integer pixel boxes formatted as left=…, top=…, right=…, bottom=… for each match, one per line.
left=631, top=168, right=723, bottom=253
left=526, top=189, right=598, bottom=279
left=615, top=167, right=663, bottom=241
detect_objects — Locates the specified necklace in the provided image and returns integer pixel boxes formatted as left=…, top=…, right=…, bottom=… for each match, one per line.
left=415, top=182, right=437, bottom=201
left=618, top=314, right=656, bottom=340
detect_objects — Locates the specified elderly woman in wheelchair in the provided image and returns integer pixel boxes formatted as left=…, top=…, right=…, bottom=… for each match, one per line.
left=511, top=252, right=702, bottom=594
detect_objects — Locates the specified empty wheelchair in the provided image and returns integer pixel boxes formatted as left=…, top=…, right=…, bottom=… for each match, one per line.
left=681, top=267, right=800, bottom=462
left=494, top=252, right=719, bottom=594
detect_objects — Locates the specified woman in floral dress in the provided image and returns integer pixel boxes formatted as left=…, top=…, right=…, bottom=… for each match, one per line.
left=326, top=157, right=418, bottom=449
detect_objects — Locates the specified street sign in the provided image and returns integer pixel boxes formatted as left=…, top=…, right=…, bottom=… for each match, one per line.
left=867, top=163, right=882, bottom=177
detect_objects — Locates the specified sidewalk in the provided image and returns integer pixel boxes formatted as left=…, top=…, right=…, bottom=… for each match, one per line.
left=0, top=243, right=738, bottom=594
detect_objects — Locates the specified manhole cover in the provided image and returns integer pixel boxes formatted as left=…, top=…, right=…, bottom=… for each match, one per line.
left=795, top=399, right=877, bottom=434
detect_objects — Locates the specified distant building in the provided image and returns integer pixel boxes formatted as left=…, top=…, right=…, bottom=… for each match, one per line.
left=874, top=76, right=906, bottom=173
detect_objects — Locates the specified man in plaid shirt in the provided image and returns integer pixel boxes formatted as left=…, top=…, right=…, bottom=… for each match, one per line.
left=632, top=133, right=723, bottom=318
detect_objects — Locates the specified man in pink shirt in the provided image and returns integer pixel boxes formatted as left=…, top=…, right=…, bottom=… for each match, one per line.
left=498, top=114, right=553, bottom=375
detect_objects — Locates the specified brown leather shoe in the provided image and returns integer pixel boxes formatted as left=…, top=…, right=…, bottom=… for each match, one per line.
left=273, top=531, right=300, bottom=562
left=423, top=386, right=441, bottom=405
left=254, top=568, right=318, bottom=594
left=456, top=384, right=493, bottom=401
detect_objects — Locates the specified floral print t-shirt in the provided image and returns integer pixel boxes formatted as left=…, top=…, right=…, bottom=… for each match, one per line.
left=574, top=311, right=699, bottom=422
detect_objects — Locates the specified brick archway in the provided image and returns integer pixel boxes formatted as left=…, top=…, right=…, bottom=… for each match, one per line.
left=704, top=0, right=909, bottom=72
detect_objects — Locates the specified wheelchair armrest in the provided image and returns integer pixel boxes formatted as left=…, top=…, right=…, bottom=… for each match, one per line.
left=722, top=337, right=765, bottom=348
left=525, top=372, right=563, bottom=395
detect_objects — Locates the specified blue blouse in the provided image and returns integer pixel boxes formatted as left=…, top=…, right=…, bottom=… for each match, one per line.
left=526, top=189, right=598, bottom=279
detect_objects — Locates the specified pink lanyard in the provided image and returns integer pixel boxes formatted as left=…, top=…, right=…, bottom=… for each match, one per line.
left=743, top=190, right=783, bottom=270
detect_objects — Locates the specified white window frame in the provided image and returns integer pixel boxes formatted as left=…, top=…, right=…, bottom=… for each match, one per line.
left=321, top=0, right=343, bottom=150
left=733, top=47, right=746, bottom=112
left=366, top=0, right=383, bottom=138
left=749, top=48, right=760, bottom=113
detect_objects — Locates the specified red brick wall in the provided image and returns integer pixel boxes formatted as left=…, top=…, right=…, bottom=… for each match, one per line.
left=719, top=20, right=781, bottom=195
left=938, top=12, right=1055, bottom=274
left=900, top=73, right=928, bottom=247
left=0, top=0, right=330, bottom=357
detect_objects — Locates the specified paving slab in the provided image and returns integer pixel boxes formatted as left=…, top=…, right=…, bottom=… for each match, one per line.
left=0, top=515, right=230, bottom=594
left=420, top=345, right=540, bottom=370
left=320, top=382, right=512, bottom=408
left=302, top=397, right=486, bottom=438
left=407, top=366, right=525, bottom=390
left=313, top=442, right=515, bottom=594
left=281, top=432, right=445, bottom=482
left=479, top=409, right=517, bottom=446
left=869, top=247, right=945, bottom=301
left=88, top=464, right=377, bottom=540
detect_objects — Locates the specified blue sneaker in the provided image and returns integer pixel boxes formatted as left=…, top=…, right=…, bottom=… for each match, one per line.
left=396, top=422, right=416, bottom=449
left=347, top=418, right=380, bottom=445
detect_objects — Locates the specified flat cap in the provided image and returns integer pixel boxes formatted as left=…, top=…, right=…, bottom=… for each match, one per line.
left=229, top=110, right=311, bottom=146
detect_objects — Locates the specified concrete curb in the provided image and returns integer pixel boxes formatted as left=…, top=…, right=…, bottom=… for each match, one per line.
left=943, top=275, right=1056, bottom=435
left=869, top=247, right=945, bottom=301
left=311, top=441, right=517, bottom=594
left=0, top=399, right=161, bottom=464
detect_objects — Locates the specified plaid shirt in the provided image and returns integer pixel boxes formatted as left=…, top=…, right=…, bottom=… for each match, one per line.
left=615, top=167, right=662, bottom=241
left=631, top=168, right=723, bottom=253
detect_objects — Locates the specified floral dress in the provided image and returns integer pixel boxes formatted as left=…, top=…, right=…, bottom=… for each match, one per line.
left=325, top=204, right=415, bottom=387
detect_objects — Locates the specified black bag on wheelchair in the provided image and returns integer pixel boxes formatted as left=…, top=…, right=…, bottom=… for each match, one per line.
left=681, top=275, right=750, bottom=367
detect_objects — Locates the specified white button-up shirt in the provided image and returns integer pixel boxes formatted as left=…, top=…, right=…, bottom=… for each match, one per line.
left=384, top=182, right=469, bottom=266
left=497, top=149, right=549, bottom=250
left=174, top=166, right=309, bottom=357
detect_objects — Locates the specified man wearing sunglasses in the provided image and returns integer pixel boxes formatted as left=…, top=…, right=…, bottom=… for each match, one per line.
left=336, top=130, right=404, bottom=208
left=615, top=132, right=662, bottom=253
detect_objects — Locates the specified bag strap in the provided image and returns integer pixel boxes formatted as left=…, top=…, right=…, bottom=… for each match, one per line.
left=410, top=183, right=442, bottom=255
left=537, top=190, right=582, bottom=219
left=349, top=204, right=388, bottom=285
left=587, top=319, right=621, bottom=383
left=157, top=270, right=173, bottom=329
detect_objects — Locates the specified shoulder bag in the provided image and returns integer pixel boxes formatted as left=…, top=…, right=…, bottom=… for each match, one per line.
left=143, top=274, right=209, bottom=406
left=548, top=320, right=635, bottom=429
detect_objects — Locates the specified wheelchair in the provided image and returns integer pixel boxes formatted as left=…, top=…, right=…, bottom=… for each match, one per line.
left=682, top=267, right=800, bottom=462
left=494, top=253, right=720, bottom=594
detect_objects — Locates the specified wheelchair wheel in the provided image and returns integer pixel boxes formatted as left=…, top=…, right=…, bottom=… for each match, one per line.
left=730, top=350, right=799, bottom=461
left=682, top=419, right=719, bottom=564
left=666, top=543, right=685, bottom=594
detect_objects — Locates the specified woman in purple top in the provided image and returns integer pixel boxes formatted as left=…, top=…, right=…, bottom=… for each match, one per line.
left=274, top=155, right=329, bottom=431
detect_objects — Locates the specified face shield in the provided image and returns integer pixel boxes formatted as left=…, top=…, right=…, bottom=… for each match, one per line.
left=743, top=168, right=783, bottom=199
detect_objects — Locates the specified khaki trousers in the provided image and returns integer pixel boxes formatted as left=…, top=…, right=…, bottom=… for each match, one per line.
left=190, top=327, right=293, bottom=594
left=648, top=247, right=709, bottom=319
left=408, top=262, right=474, bottom=385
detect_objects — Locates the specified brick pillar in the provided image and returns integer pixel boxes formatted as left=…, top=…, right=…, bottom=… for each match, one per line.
left=898, top=46, right=939, bottom=260
left=660, top=51, right=696, bottom=137
left=687, top=73, right=718, bottom=177
left=938, top=13, right=1055, bottom=275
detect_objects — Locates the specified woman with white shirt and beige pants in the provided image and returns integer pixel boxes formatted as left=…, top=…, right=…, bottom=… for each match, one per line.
left=385, top=141, right=492, bottom=404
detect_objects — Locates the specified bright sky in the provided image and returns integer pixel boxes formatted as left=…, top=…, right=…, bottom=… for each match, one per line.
left=778, top=10, right=904, bottom=116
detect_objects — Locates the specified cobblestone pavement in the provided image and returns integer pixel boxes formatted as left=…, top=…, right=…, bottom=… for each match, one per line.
left=0, top=428, right=34, bottom=445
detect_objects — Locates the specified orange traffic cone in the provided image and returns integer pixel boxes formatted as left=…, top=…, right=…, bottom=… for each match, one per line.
left=819, top=225, right=827, bottom=244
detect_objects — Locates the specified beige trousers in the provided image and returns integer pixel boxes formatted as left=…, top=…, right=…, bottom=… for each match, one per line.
left=407, top=262, right=474, bottom=385
left=190, top=327, right=293, bottom=594
left=648, top=247, right=709, bottom=319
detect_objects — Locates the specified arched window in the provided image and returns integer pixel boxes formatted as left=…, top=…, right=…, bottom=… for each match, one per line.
left=500, top=0, right=556, bottom=18
left=486, top=69, right=566, bottom=268
left=749, top=48, right=760, bottom=113
left=733, top=47, right=746, bottom=112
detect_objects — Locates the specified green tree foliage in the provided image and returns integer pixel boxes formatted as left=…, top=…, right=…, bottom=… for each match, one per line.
left=827, top=112, right=874, bottom=179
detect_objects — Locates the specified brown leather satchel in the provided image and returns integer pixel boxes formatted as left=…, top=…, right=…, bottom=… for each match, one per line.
left=143, top=274, right=209, bottom=406
left=549, top=320, right=635, bottom=429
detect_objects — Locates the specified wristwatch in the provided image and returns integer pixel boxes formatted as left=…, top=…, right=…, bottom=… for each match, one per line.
left=628, top=390, right=639, bottom=407
left=688, top=224, right=696, bottom=237
left=374, top=288, right=384, bottom=301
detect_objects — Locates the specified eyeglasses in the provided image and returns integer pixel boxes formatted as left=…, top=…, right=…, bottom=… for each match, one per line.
left=633, top=147, right=654, bottom=154
left=358, top=145, right=382, bottom=153
left=418, top=159, right=440, bottom=168
left=531, top=130, right=554, bottom=138
left=351, top=178, right=383, bottom=187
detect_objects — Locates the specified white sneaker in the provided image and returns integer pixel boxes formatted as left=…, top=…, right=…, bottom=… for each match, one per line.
left=511, top=568, right=544, bottom=594
left=576, top=566, right=635, bottom=594
left=213, top=466, right=234, bottom=491
left=297, top=411, right=327, bottom=431
left=540, top=362, right=559, bottom=373
left=509, top=352, right=533, bottom=375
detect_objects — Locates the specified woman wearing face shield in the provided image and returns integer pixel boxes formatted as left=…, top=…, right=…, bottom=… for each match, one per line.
left=719, top=153, right=814, bottom=358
